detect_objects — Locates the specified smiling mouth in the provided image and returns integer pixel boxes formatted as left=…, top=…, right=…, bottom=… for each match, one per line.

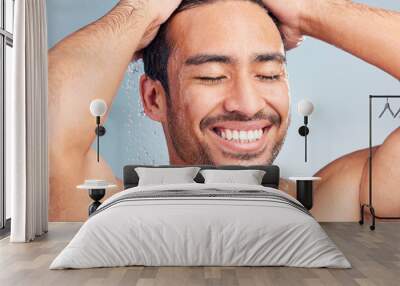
left=212, top=127, right=267, bottom=144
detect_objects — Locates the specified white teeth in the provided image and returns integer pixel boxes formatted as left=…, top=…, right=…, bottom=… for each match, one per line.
left=226, top=129, right=233, bottom=140
left=239, top=131, right=247, bottom=141
left=248, top=130, right=254, bottom=141
left=216, top=128, right=264, bottom=142
left=221, top=130, right=226, bottom=139
left=232, top=130, right=239, bottom=140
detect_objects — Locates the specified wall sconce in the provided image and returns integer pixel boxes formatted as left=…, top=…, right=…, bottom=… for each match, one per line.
left=297, top=99, right=314, bottom=162
left=90, top=99, right=108, bottom=162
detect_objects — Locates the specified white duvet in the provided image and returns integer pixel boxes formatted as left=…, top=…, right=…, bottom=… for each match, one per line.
left=50, top=183, right=351, bottom=269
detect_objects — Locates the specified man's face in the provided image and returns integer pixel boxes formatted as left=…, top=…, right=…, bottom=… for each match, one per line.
left=163, top=1, right=290, bottom=165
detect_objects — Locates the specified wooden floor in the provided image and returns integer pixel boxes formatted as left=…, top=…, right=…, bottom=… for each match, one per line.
left=0, top=222, right=399, bottom=286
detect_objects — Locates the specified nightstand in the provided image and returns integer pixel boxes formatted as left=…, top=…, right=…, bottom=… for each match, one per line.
left=288, top=177, right=321, bottom=210
left=77, top=181, right=117, bottom=216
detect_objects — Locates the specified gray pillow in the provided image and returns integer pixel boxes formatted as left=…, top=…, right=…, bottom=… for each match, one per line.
left=200, top=169, right=266, bottom=185
left=135, top=167, right=201, bottom=186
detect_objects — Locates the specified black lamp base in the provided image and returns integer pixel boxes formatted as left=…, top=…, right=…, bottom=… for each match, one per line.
left=88, top=189, right=106, bottom=216
left=95, top=126, right=106, bottom=136
left=296, top=180, right=313, bottom=210
left=298, top=126, right=309, bottom=137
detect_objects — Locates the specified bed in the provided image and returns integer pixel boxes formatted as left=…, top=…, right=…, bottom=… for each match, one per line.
left=50, top=165, right=351, bottom=269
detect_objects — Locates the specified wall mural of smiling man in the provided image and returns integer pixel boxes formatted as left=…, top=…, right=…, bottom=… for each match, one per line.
left=48, top=0, right=400, bottom=221
left=141, top=1, right=289, bottom=166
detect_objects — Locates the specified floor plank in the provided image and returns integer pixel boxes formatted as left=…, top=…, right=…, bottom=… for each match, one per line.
left=0, top=222, right=399, bottom=286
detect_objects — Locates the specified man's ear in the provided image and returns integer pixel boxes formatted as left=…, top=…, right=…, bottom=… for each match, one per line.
left=139, top=74, right=168, bottom=122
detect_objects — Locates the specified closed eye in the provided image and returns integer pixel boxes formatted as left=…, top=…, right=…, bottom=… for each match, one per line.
left=256, top=75, right=281, bottom=81
left=194, top=76, right=226, bottom=84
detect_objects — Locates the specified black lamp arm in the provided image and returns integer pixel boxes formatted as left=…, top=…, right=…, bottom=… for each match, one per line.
left=298, top=116, right=310, bottom=162
left=94, top=116, right=106, bottom=162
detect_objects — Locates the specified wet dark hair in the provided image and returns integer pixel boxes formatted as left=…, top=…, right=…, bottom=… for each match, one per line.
left=142, top=0, right=279, bottom=99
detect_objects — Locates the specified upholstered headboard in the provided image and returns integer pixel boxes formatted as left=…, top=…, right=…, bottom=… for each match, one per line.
left=123, top=165, right=280, bottom=189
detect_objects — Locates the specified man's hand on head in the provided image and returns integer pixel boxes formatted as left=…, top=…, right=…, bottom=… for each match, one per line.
left=261, top=0, right=313, bottom=50
left=118, top=0, right=183, bottom=56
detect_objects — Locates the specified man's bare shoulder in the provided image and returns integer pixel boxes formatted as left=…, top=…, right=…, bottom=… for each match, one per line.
left=314, top=147, right=374, bottom=186
left=308, top=148, right=374, bottom=221
left=49, top=148, right=123, bottom=221
left=316, top=127, right=400, bottom=186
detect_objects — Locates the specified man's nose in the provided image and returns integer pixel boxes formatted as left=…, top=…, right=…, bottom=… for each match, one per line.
left=223, top=76, right=266, bottom=118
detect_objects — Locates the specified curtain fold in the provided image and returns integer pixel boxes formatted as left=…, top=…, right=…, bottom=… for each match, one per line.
left=9, top=0, right=49, bottom=242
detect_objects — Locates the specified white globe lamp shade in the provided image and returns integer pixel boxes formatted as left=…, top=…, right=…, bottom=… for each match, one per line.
left=90, top=99, right=108, bottom=117
left=297, top=100, right=314, bottom=116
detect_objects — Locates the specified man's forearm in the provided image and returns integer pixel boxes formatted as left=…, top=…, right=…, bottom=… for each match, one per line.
left=300, top=0, right=400, bottom=79
left=49, top=1, right=153, bottom=154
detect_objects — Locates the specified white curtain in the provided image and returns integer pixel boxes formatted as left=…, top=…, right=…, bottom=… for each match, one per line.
left=8, top=0, right=49, bottom=242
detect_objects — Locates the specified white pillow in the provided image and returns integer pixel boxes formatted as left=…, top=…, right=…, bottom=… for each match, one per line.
left=135, top=167, right=200, bottom=186
left=200, top=169, right=266, bottom=185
